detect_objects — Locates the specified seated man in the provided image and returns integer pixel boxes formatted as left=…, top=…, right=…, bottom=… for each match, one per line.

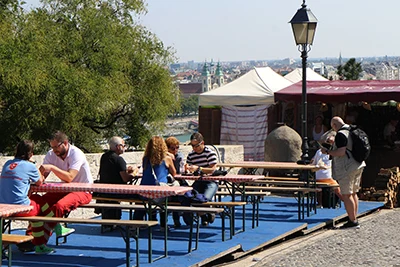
left=383, top=118, right=399, bottom=148
left=39, top=131, right=93, bottom=238
left=97, top=136, right=138, bottom=220
left=186, top=132, right=218, bottom=226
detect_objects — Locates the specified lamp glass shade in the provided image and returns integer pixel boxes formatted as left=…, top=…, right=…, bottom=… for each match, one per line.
left=291, top=22, right=317, bottom=45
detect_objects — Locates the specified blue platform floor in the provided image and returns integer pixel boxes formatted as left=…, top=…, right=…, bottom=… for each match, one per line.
left=6, top=196, right=384, bottom=267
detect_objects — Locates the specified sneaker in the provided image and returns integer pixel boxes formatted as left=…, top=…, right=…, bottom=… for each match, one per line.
left=35, top=244, right=55, bottom=255
left=17, top=241, right=35, bottom=253
left=54, top=224, right=75, bottom=237
left=201, top=215, right=209, bottom=226
left=208, top=213, right=216, bottom=224
left=337, top=220, right=360, bottom=229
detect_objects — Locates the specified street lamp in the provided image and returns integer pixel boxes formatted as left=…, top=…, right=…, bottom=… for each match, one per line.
left=290, top=0, right=318, bottom=164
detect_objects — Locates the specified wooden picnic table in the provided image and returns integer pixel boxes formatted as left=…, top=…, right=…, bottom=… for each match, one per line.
left=0, top=203, right=33, bottom=265
left=30, top=182, right=192, bottom=259
left=176, top=174, right=264, bottom=231
left=217, top=161, right=323, bottom=217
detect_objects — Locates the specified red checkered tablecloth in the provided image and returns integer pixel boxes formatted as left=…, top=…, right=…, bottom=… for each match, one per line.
left=0, top=204, right=33, bottom=217
left=31, top=183, right=192, bottom=199
left=175, top=174, right=264, bottom=183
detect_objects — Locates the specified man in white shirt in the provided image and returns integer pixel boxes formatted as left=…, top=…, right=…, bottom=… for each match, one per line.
left=39, top=131, right=93, bottom=238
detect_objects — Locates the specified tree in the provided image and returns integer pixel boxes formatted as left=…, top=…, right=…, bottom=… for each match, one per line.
left=181, top=95, right=198, bottom=116
left=0, top=0, right=180, bottom=154
left=337, top=58, right=362, bottom=80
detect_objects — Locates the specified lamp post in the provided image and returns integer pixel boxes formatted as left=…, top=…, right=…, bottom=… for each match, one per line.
left=290, top=0, right=318, bottom=164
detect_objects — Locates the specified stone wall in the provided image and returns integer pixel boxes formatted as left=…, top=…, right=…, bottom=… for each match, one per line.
left=0, top=145, right=244, bottom=181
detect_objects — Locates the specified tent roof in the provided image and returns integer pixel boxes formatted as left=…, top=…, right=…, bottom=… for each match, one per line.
left=199, top=67, right=293, bottom=106
left=284, top=68, right=328, bottom=83
left=275, top=80, right=400, bottom=103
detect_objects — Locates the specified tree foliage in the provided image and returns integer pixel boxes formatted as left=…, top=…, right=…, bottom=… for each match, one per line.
left=337, top=58, right=362, bottom=80
left=0, top=0, right=180, bottom=154
left=181, top=95, right=198, bottom=116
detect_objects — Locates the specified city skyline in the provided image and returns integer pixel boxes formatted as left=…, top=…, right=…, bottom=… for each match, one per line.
left=28, top=1, right=400, bottom=63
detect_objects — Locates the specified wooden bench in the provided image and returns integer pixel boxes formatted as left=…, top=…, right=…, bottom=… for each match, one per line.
left=92, top=195, right=245, bottom=242
left=217, top=186, right=321, bottom=221
left=8, top=216, right=157, bottom=267
left=247, top=180, right=341, bottom=209
left=81, top=201, right=224, bottom=252
left=2, top=234, right=33, bottom=267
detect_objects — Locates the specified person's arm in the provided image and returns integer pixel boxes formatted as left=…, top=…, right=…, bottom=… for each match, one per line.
left=40, top=164, right=78, bottom=183
left=165, top=157, right=177, bottom=177
left=119, top=166, right=139, bottom=183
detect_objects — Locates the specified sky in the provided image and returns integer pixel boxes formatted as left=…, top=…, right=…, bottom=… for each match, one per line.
left=28, top=0, right=400, bottom=63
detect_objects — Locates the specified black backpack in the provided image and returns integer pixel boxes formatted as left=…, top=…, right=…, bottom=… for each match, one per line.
left=343, top=125, right=371, bottom=163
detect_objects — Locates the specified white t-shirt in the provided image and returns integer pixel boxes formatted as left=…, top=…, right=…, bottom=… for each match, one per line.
left=312, top=149, right=332, bottom=179
left=44, top=144, right=93, bottom=183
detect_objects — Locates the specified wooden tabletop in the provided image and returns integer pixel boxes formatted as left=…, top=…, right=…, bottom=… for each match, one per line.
left=217, top=161, right=322, bottom=171
left=31, top=183, right=192, bottom=199
left=0, top=204, right=33, bottom=218
left=175, top=174, right=264, bottom=183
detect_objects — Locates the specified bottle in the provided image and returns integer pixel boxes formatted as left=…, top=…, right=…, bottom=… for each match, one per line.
left=179, top=160, right=185, bottom=174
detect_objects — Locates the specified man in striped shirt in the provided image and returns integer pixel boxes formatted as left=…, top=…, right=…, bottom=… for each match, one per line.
left=186, top=133, right=218, bottom=226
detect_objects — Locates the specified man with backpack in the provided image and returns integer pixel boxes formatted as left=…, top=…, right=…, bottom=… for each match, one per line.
left=321, top=116, right=366, bottom=229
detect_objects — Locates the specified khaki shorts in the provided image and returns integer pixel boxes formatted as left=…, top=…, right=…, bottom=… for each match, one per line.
left=338, top=168, right=363, bottom=195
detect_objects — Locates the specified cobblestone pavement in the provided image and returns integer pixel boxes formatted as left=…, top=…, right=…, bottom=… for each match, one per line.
left=225, top=208, right=400, bottom=267
left=254, top=208, right=400, bottom=267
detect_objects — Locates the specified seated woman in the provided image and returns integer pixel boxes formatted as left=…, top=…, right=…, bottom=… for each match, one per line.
left=311, top=131, right=342, bottom=207
left=0, top=140, right=54, bottom=254
left=133, top=136, right=176, bottom=229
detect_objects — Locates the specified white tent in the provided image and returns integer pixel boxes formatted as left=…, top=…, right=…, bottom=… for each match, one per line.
left=199, top=67, right=293, bottom=106
left=284, top=68, right=328, bottom=83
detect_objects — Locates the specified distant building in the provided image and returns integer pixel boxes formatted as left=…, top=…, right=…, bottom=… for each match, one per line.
left=312, top=62, right=326, bottom=76
left=201, top=61, right=225, bottom=92
left=376, top=62, right=400, bottom=80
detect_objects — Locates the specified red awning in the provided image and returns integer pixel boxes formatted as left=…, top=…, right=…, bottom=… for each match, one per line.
left=275, top=80, right=400, bottom=103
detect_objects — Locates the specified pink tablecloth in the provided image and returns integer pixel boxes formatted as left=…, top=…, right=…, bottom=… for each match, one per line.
left=175, top=174, right=264, bottom=183
left=0, top=204, right=33, bottom=217
left=31, top=183, right=192, bottom=199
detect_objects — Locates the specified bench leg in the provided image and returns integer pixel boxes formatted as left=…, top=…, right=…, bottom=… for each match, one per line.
left=187, top=213, right=200, bottom=253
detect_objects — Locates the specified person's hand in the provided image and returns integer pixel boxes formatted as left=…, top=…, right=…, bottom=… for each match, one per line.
left=186, top=165, right=198, bottom=173
left=127, top=166, right=139, bottom=176
left=320, top=147, right=328, bottom=154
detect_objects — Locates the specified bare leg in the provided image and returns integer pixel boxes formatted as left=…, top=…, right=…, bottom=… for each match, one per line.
left=352, top=193, right=359, bottom=219
left=341, top=193, right=357, bottom=222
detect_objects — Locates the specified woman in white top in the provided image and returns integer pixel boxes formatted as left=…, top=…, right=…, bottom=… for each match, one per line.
left=312, top=115, right=328, bottom=141
left=311, top=131, right=342, bottom=206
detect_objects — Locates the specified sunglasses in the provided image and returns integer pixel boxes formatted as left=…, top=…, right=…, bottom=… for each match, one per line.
left=170, top=146, right=179, bottom=150
left=51, top=142, right=63, bottom=150
left=191, top=142, right=202, bottom=148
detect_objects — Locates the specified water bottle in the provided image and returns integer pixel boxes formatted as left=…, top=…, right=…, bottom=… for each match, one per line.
left=179, top=160, right=185, bottom=174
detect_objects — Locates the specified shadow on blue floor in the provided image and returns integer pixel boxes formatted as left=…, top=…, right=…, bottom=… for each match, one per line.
left=7, top=196, right=384, bottom=267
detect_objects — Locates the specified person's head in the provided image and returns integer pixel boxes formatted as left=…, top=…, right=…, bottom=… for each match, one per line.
left=49, top=131, right=69, bottom=159
left=144, top=136, right=167, bottom=166
left=15, top=140, right=34, bottom=160
left=330, top=116, right=345, bottom=132
left=165, top=136, right=180, bottom=155
left=108, top=136, right=126, bottom=155
left=190, top=132, right=205, bottom=153
left=320, top=130, right=336, bottom=146
left=315, top=115, right=323, bottom=126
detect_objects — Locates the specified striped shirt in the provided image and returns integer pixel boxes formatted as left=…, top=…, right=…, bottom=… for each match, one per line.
left=187, top=146, right=217, bottom=167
